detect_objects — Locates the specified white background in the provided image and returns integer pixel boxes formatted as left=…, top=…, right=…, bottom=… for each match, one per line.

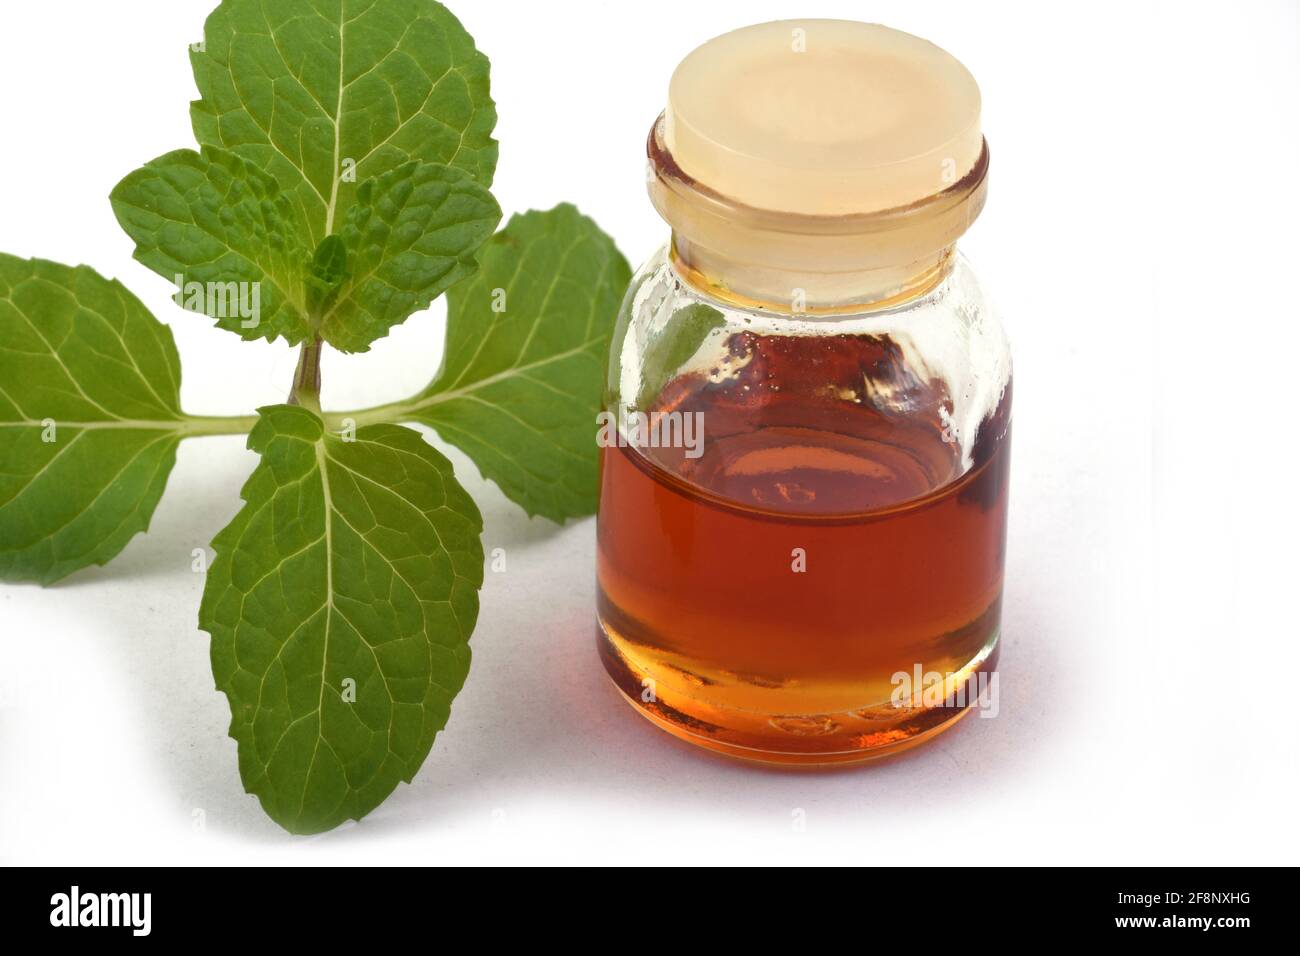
left=1, top=0, right=1297, bottom=865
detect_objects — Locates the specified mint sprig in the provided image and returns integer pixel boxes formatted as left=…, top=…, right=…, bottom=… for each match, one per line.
left=0, top=254, right=252, bottom=584
left=0, top=0, right=627, bottom=833
left=110, top=147, right=316, bottom=343
left=190, top=0, right=498, bottom=244
left=202, top=407, right=482, bottom=834
left=324, top=161, right=501, bottom=352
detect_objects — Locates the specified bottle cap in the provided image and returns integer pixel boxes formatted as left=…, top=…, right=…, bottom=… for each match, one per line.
left=665, top=20, right=982, bottom=216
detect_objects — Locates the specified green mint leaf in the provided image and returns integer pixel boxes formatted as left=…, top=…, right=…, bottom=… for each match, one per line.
left=110, top=147, right=314, bottom=344
left=305, top=236, right=349, bottom=317
left=0, top=255, right=184, bottom=584
left=323, top=161, right=501, bottom=353
left=200, top=405, right=483, bottom=834
left=191, top=0, right=498, bottom=248
left=398, top=204, right=630, bottom=521
left=635, top=303, right=727, bottom=409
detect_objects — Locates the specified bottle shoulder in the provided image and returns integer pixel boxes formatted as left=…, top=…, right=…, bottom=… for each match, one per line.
left=608, top=244, right=1011, bottom=475
left=620, top=245, right=1007, bottom=336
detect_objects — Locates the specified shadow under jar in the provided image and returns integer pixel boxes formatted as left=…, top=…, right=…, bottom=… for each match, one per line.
left=596, top=20, right=1012, bottom=764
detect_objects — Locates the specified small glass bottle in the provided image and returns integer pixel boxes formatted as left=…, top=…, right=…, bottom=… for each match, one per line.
left=596, top=20, right=1011, bottom=763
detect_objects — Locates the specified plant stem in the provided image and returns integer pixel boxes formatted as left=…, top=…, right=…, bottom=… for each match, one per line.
left=290, top=336, right=324, bottom=413
left=180, top=414, right=261, bottom=436
left=322, top=399, right=414, bottom=430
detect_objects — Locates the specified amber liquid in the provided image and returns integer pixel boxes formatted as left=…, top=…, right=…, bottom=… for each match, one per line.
left=596, top=331, right=1011, bottom=763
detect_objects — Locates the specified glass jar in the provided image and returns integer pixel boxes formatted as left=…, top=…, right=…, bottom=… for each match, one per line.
left=596, top=20, right=1011, bottom=763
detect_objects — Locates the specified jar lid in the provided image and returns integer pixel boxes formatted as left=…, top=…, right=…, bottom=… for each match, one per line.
left=664, top=20, right=982, bottom=216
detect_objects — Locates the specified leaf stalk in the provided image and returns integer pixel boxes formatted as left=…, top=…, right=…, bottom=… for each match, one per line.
left=290, top=336, right=325, bottom=413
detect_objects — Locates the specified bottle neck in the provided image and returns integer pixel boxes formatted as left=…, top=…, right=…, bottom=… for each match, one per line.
left=647, top=116, right=987, bottom=315
left=669, top=235, right=956, bottom=314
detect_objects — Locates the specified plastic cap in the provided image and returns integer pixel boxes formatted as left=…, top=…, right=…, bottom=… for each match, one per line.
left=664, top=20, right=982, bottom=215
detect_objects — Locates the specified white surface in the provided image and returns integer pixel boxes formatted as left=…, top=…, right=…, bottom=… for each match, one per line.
left=1, top=0, right=1298, bottom=866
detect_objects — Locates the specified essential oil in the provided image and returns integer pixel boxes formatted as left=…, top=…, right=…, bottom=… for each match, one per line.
left=598, top=330, right=1009, bottom=761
